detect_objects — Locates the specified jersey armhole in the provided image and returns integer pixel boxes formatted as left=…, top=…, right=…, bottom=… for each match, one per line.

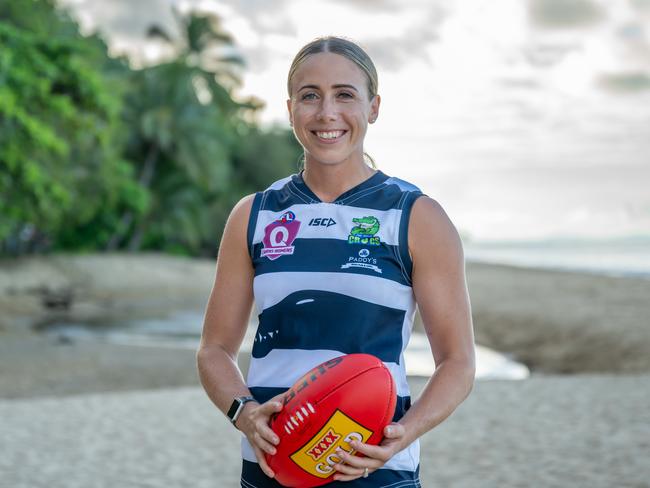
left=398, top=191, right=426, bottom=285
left=247, top=192, right=263, bottom=261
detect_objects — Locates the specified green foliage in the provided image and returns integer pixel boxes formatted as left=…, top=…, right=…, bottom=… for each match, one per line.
left=0, top=1, right=301, bottom=256
left=114, top=9, right=300, bottom=255
left=0, top=13, right=146, bottom=252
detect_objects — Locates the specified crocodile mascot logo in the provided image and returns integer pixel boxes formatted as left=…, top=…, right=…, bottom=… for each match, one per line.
left=347, top=216, right=381, bottom=246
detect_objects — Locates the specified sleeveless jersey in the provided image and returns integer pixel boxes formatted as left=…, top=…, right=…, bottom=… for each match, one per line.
left=241, top=169, right=426, bottom=488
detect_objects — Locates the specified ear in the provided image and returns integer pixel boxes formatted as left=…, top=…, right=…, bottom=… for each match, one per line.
left=286, top=98, right=293, bottom=126
left=369, top=94, right=381, bottom=123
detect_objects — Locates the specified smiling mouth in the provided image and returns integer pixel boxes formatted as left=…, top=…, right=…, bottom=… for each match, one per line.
left=311, top=130, right=348, bottom=142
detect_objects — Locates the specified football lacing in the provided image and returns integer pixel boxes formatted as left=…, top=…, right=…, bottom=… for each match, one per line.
left=284, top=402, right=316, bottom=435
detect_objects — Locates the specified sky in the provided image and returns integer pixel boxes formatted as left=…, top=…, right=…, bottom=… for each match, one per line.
left=60, top=0, right=650, bottom=242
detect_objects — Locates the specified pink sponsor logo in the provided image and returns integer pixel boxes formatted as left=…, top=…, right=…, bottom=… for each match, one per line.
left=261, top=212, right=301, bottom=260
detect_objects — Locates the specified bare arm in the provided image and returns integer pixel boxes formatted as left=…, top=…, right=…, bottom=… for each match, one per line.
left=196, top=194, right=256, bottom=412
left=334, top=195, right=476, bottom=480
left=396, top=195, right=476, bottom=442
left=196, top=194, right=282, bottom=478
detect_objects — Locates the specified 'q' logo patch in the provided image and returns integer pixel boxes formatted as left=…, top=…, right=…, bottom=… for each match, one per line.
left=261, top=211, right=301, bottom=260
left=290, top=410, right=373, bottom=478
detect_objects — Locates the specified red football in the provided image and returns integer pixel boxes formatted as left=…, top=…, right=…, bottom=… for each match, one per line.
left=265, top=353, right=397, bottom=488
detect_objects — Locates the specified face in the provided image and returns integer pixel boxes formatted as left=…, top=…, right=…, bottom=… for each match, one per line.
left=287, top=52, right=380, bottom=168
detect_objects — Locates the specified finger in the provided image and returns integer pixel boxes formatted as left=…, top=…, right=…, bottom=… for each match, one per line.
left=335, top=447, right=381, bottom=469
left=348, top=440, right=391, bottom=463
left=269, top=392, right=287, bottom=404
left=333, top=470, right=367, bottom=482
left=257, top=423, right=280, bottom=446
left=333, top=461, right=368, bottom=476
left=334, top=474, right=361, bottom=482
left=253, top=431, right=277, bottom=455
left=252, top=444, right=275, bottom=479
left=259, top=400, right=283, bottom=415
left=384, top=423, right=405, bottom=438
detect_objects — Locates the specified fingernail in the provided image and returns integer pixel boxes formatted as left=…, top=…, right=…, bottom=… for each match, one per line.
left=385, top=426, right=393, bottom=435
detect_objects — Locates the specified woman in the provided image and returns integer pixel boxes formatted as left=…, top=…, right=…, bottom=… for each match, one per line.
left=197, top=36, right=475, bottom=487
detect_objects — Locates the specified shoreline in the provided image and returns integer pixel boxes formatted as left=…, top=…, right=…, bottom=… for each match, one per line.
left=1, top=252, right=649, bottom=401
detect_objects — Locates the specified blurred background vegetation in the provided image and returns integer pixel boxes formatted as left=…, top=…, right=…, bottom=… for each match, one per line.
left=0, top=0, right=301, bottom=257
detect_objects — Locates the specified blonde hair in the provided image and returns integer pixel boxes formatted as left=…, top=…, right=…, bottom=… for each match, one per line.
left=288, top=36, right=378, bottom=170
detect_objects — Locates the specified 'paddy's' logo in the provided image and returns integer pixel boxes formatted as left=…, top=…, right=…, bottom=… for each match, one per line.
left=348, top=216, right=380, bottom=246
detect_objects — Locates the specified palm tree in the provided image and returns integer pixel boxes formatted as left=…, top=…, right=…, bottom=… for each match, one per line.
left=107, top=7, right=263, bottom=251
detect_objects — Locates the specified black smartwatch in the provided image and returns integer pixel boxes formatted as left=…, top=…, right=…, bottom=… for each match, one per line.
left=227, top=395, right=255, bottom=426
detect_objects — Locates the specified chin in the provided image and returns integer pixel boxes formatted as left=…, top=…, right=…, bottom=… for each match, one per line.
left=306, top=150, right=364, bottom=167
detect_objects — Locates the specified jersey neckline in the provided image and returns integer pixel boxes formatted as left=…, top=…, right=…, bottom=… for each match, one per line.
left=291, top=169, right=388, bottom=204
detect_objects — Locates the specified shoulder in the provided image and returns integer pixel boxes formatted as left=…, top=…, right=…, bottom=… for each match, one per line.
left=383, top=175, right=422, bottom=193
left=221, top=193, right=258, bottom=246
left=226, top=193, right=258, bottom=227
left=230, top=193, right=257, bottom=219
left=408, top=196, right=464, bottom=265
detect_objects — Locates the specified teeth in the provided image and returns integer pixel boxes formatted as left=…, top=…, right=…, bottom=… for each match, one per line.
left=316, top=130, right=345, bottom=139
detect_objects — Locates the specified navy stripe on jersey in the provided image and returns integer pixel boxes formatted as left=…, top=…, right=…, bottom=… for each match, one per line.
left=398, top=191, right=425, bottom=285
left=252, top=238, right=410, bottom=286
left=242, top=460, right=421, bottom=488
left=252, top=290, right=405, bottom=363
left=260, top=171, right=420, bottom=212
left=249, top=386, right=412, bottom=423
left=247, top=192, right=263, bottom=260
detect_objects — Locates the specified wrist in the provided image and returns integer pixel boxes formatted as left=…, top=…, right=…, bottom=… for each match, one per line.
left=233, top=400, right=258, bottom=431
left=226, top=395, right=256, bottom=428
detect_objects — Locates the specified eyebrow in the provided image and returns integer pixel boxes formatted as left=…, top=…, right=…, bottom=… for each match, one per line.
left=298, top=84, right=359, bottom=92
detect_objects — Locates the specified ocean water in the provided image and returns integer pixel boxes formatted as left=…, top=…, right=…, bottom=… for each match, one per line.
left=463, top=236, right=650, bottom=279
left=44, top=311, right=529, bottom=380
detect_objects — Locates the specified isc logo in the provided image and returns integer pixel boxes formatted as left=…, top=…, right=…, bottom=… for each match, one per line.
left=308, top=218, right=336, bottom=227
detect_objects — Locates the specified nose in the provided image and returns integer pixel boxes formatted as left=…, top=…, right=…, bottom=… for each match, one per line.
left=316, top=96, right=337, bottom=121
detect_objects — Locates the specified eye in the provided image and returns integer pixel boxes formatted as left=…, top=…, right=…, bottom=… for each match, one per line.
left=338, top=92, right=354, bottom=99
left=301, top=92, right=317, bottom=100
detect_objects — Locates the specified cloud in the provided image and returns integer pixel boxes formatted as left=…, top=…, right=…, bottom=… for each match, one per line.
left=522, top=41, right=581, bottom=68
left=59, top=0, right=180, bottom=40
left=327, top=0, right=400, bottom=11
left=598, top=72, right=650, bottom=92
left=528, top=0, right=605, bottom=29
left=362, top=5, right=446, bottom=70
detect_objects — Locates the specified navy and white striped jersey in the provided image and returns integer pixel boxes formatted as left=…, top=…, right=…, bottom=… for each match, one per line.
left=241, top=169, right=426, bottom=488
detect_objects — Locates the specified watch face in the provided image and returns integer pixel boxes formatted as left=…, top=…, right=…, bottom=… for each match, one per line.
left=227, top=398, right=241, bottom=421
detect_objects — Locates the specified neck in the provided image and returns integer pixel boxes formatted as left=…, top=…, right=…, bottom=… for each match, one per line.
left=302, top=162, right=377, bottom=203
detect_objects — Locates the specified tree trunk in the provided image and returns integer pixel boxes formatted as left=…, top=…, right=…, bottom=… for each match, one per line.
left=105, top=143, right=159, bottom=251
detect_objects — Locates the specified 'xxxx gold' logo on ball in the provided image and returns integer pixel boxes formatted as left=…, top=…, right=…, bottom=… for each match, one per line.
left=290, top=410, right=373, bottom=479
left=306, top=428, right=341, bottom=460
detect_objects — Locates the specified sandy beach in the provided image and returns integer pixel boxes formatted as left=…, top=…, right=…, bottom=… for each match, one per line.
left=1, top=376, right=648, bottom=488
left=1, top=253, right=649, bottom=487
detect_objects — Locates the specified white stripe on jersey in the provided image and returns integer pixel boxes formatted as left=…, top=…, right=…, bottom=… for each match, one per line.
left=266, top=175, right=293, bottom=191
left=253, top=271, right=414, bottom=314
left=253, top=204, right=403, bottom=246
left=246, top=349, right=411, bottom=397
